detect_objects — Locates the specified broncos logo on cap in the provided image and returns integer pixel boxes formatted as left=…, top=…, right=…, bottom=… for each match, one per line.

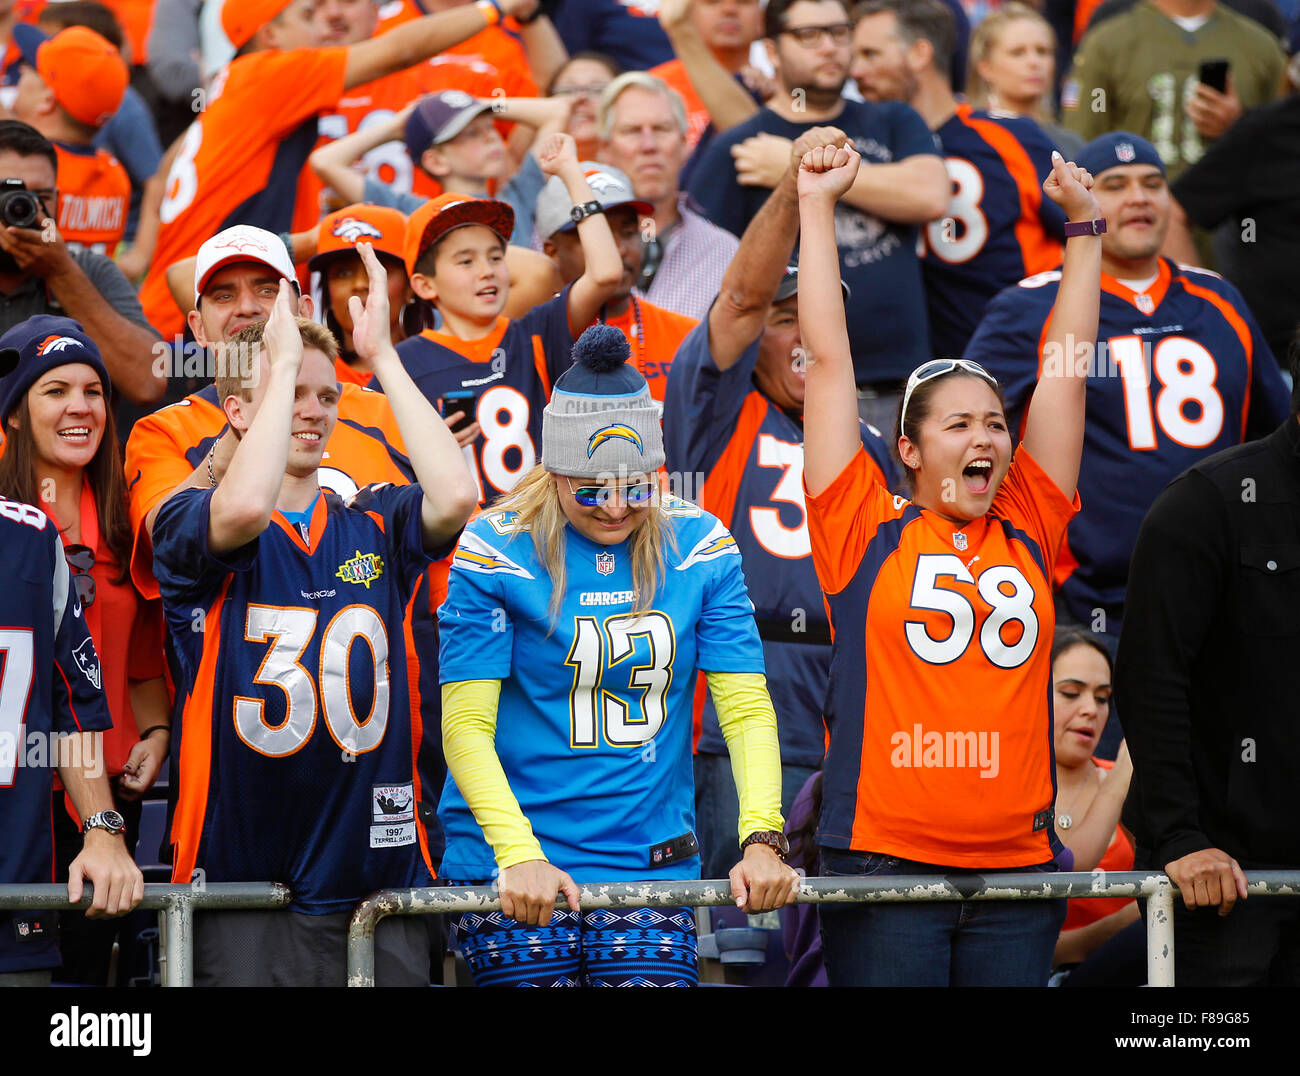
left=587, top=424, right=643, bottom=458
left=37, top=335, right=81, bottom=355
left=332, top=217, right=385, bottom=242
left=211, top=237, right=268, bottom=253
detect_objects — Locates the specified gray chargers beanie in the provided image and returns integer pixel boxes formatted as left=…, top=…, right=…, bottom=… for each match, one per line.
left=541, top=323, right=666, bottom=479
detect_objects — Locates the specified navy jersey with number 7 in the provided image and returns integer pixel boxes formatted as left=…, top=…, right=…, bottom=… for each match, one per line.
left=153, top=483, right=455, bottom=912
left=966, top=258, right=1289, bottom=632
left=0, top=498, right=109, bottom=972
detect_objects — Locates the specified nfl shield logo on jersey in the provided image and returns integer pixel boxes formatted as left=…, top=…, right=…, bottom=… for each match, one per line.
left=1116, top=142, right=1136, bottom=163
left=953, top=531, right=968, bottom=551
left=596, top=552, right=615, bottom=576
left=1136, top=293, right=1155, bottom=314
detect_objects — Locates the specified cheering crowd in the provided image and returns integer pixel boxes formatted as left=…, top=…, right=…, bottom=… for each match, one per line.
left=0, top=0, right=1297, bottom=988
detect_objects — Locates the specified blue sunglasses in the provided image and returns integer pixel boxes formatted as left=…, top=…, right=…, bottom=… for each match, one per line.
left=565, top=478, right=656, bottom=508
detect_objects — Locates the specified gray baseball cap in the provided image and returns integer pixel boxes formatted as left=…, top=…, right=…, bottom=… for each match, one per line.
left=534, top=161, right=654, bottom=240
left=774, top=264, right=851, bottom=303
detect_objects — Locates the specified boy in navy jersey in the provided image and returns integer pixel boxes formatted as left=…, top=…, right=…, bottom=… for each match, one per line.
left=151, top=247, right=476, bottom=986
left=393, top=131, right=624, bottom=507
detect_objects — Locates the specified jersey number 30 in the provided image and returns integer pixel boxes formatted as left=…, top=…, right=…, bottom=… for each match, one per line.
left=235, top=604, right=390, bottom=757
left=565, top=613, right=674, bottom=748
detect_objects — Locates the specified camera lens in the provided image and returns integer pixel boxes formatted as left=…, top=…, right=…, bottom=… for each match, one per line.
left=0, top=189, right=41, bottom=229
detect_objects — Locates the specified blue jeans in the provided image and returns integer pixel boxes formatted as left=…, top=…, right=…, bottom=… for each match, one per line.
left=819, top=849, right=1066, bottom=987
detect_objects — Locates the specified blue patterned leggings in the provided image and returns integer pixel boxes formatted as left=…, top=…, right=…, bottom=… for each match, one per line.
left=455, top=905, right=698, bottom=987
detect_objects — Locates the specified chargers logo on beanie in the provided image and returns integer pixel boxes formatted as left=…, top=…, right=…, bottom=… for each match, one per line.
left=588, top=424, right=644, bottom=457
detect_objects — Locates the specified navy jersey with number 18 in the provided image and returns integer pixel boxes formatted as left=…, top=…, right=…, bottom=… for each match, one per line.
left=966, top=258, right=1289, bottom=631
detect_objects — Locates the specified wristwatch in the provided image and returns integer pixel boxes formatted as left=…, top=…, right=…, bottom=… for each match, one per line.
left=1063, top=218, right=1107, bottom=237
left=82, top=810, right=126, bottom=837
left=741, top=830, right=790, bottom=859
left=570, top=200, right=604, bottom=225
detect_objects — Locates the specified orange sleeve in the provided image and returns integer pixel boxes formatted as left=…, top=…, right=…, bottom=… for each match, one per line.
left=804, top=447, right=893, bottom=597
left=991, top=445, right=1080, bottom=578
left=234, top=47, right=350, bottom=134
left=124, top=410, right=204, bottom=600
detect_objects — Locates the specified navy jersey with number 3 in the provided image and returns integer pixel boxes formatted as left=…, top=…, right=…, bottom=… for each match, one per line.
left=153, top=483, right=450, bottom=912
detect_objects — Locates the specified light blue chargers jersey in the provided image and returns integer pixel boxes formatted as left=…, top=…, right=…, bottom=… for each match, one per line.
left=437, top=495, right=765, bottom=883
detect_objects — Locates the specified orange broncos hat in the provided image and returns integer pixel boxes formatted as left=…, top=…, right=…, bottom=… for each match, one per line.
left=13, top=25, right=128, bottom=128
left=309, top=204, right=408, bottom=274
left=404, top=192, right=514, bottom=277
left=221, top=0, right=294, bottom=50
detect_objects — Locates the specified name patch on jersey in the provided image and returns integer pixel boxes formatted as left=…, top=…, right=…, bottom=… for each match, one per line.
left=579, top=590, right=636, bottom=606
left=336, top=550, right=385, bottom=589
left=371, top=783, right=415, bottom=848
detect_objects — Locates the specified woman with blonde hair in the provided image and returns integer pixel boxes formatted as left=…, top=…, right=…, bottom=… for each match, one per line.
left=967, top=2, right=1084, bottom=159
left=435, top=323, right=799, bottom=987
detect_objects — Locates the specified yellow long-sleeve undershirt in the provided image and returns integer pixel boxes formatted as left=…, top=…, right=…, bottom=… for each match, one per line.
left=441, top=671, right=785, bottom=870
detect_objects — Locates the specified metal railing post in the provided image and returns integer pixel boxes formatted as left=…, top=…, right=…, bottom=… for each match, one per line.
left=163, top=891, right=194, bottom=988
left=1145, top=878, right=1175, bottom=987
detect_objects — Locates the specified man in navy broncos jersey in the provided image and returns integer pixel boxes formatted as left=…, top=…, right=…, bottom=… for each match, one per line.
left=965, top=132, right=1289, bottom=752
left=850, top=0, right=1066, bottom=357
left=0, top=494, right=142, bottom=985
left=664, top=128, right=896, bottom=878
left=151, top=248, right=476, bottom=986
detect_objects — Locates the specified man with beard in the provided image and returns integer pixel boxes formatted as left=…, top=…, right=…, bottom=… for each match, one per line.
left=686, top=0, right=947, bottom=433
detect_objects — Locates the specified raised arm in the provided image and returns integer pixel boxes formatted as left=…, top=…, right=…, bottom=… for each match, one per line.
left=1020, top=152, right=1102, bottom=502
left=207, top=282, right=302, bottom=555
left=351, top=244, right=477, bottom=548
left=534, top=133, right=623, bottom=335
left=797, top=142, right=864, bottom=497
left=308, top=106, right=413, bottom=206
left=659, top=0, right=760, bottom=132
left=342, top=0, right=539, bottom=91
left=709, top=127, right=847, bottom=369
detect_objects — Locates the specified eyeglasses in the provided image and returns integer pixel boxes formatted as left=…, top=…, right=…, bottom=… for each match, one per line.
left=899, top=359, right=1000, bottom=429
left=65, top=543, right=95, bottom=608
left=552, top=82, right=610, bottom=98
left=564, top=477, right=656, bottom=508
left=780, top=22, right=853, bottom=47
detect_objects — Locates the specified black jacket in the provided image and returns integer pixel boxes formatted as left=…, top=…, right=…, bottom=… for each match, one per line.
left=1116, top=417, right=1300, bottom=869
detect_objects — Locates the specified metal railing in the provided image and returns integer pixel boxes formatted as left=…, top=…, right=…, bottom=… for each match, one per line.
left=345, top=870, right=1300, bottom=987
left=7, top=872, right=1300, bottom=986
left=0, top=882, right=291, bottom=987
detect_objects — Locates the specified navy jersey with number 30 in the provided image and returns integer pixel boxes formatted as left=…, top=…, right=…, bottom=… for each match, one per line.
left=153, top=483, right=450, bottom=912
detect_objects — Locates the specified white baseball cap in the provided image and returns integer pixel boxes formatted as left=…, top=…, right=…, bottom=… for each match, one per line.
left=194, top=225, right=297, bottom=307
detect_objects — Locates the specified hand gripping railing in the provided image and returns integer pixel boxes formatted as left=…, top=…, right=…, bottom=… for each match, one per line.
left=345, top=871, right=1300, bottom=987
left=0, top=882, right=292, bottom=987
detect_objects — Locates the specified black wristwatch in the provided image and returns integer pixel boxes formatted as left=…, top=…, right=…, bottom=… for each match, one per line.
left=82, top=810, right=126, bottom=837
left=570, top=200, right=604, bottom=225
left=741, top=830, right=790, bottom=859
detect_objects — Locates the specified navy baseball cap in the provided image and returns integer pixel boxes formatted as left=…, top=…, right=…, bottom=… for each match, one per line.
left=404, top=90, right=492, bottom=160
left=774, top=265, right=851, bottom=303
left=1075, top=132, right=1166, bottom=179
left=0, top=315, right=109, bottom=423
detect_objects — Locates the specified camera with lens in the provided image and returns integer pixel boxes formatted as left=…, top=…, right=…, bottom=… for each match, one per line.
left=0, top=178, right=43, bottom=229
